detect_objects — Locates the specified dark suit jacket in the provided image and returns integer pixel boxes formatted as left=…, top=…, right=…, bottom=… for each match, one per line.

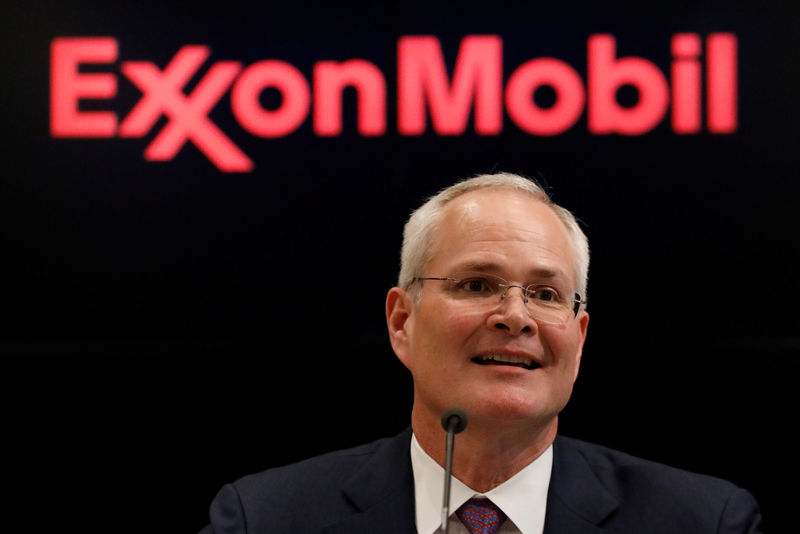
left=200, top=429, right=761, bottom=533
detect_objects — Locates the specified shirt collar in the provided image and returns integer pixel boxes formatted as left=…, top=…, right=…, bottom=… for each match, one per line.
left=410, top=433, right=553, bottom=534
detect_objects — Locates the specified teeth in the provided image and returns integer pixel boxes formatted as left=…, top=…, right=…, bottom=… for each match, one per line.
left=480, top=354, right=534, bottom=367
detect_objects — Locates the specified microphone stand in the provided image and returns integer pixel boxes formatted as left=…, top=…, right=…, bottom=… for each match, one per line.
left=440, top=407, right=468, bottom=534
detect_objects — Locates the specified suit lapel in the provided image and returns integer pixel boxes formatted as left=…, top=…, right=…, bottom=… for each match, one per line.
left=322, top=428, right=417, bottom=534
left=320, top=493, right=417, bottom=534
left=543, top=436, right=619, bottom=534
left=318, top=430, right=619, bottom=534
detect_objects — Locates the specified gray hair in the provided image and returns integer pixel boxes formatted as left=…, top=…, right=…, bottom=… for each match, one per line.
left=398, top=172, right=589, bottom=306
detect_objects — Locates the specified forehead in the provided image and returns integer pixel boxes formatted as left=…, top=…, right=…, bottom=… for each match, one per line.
left=429, top=189, right=576, bottom=283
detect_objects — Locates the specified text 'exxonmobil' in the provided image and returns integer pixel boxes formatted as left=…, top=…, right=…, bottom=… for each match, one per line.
left=50, top=34, right=738, bottom=172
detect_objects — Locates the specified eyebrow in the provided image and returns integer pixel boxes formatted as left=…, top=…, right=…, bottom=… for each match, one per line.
left=455, top=262, right=567, bottom=281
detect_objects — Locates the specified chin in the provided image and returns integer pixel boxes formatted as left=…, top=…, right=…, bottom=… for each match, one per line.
left=468, top=393, right=555, bottom=423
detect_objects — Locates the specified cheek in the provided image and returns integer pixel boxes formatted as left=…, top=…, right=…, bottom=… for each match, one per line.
left=541, top=327, right=581, bottom=369
left=410, top=307, right=484, bottom=361
left=434, top=310, right=487, bottom=352
left=541, top=329, right=582, bottom=399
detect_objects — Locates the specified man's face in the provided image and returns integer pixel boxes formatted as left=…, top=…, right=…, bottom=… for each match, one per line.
left=387, top=189, right=589, bottom=429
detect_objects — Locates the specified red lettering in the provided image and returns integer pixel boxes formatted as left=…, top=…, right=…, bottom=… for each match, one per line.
left=49, top=33, right=740, bottom=172
left=707, top=33, right=737, bottom=133
left=671, top=34, right=702, bottom=134
left=313, top=60, right=386, bottom=136
left=50, top=37, right=118, bottom=137
left=397, top=35, right=502, bottom=135
left=588, top=35, right=669, bottom=135
left=505, top=58, right=585, bottom=136
left=119, top=46, right=252, bottom=173
left=231, top=61, right=310, bottom=138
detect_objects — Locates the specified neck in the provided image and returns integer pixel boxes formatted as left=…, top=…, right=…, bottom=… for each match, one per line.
left=412, top=405, right=557, bottom=493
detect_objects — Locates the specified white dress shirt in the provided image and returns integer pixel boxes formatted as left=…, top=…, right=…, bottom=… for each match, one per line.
left=410, top=433, right=553, bottom=534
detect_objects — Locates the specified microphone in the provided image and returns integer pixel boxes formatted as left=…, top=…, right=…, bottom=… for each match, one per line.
left=440, top=407, right=468, bottom=533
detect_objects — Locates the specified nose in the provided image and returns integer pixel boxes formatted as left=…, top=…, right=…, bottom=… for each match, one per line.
left=488, top=286, right=538, bottom=335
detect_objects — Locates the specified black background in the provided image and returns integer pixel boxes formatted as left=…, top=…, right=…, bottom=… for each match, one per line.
left=3, top=2, right=798, bottom=532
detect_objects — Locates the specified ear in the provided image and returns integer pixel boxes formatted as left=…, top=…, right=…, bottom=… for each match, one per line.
left=572, top=310, right=590, bottom=381
left=386, top=287, right=414, bottom=369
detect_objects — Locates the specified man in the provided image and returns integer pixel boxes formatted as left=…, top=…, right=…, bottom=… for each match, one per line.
left=201, top=173, right=762, bottom=533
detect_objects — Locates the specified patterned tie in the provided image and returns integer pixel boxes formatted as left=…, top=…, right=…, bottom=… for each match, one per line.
left=456, top=497, right=507, bottom=534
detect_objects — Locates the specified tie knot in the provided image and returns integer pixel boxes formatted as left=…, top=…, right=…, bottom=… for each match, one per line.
left=456, top=497, right=507, bottom=534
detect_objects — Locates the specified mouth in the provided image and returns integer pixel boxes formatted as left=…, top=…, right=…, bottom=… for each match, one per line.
left=472, top=354, right=540, bottom=370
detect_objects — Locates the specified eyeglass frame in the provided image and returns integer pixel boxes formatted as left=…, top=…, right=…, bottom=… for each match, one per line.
left=412, top=273, right=585, bottom=320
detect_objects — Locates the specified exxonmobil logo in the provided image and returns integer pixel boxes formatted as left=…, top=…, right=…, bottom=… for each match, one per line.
left=51, top=34, right=737, bottom=172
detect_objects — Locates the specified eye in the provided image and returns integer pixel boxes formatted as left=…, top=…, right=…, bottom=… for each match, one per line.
left=453, top=276, right=499, bottom=296
left=459, top=278, right=490, bottom=292
left=529, top=286, right=560, bottom=302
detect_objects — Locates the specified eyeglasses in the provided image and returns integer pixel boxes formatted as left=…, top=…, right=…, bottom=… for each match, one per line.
left=413, top=271, right=585, bottom=326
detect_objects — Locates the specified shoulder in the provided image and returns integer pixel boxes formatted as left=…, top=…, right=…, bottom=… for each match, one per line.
left=233, top=432, right=403, bottom=500
left=555, top=434, right=741, bottom=493
left=551, top=435, right=762, bottom=533
left=203, top=429, right=412, bottom=534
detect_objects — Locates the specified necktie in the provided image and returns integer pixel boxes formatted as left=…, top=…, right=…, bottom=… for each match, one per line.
left=456, top=497, right=507, bottom=534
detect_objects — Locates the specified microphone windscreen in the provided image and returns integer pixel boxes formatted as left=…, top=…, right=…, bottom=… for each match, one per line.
left=441, top=407, right=468, bottom=434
